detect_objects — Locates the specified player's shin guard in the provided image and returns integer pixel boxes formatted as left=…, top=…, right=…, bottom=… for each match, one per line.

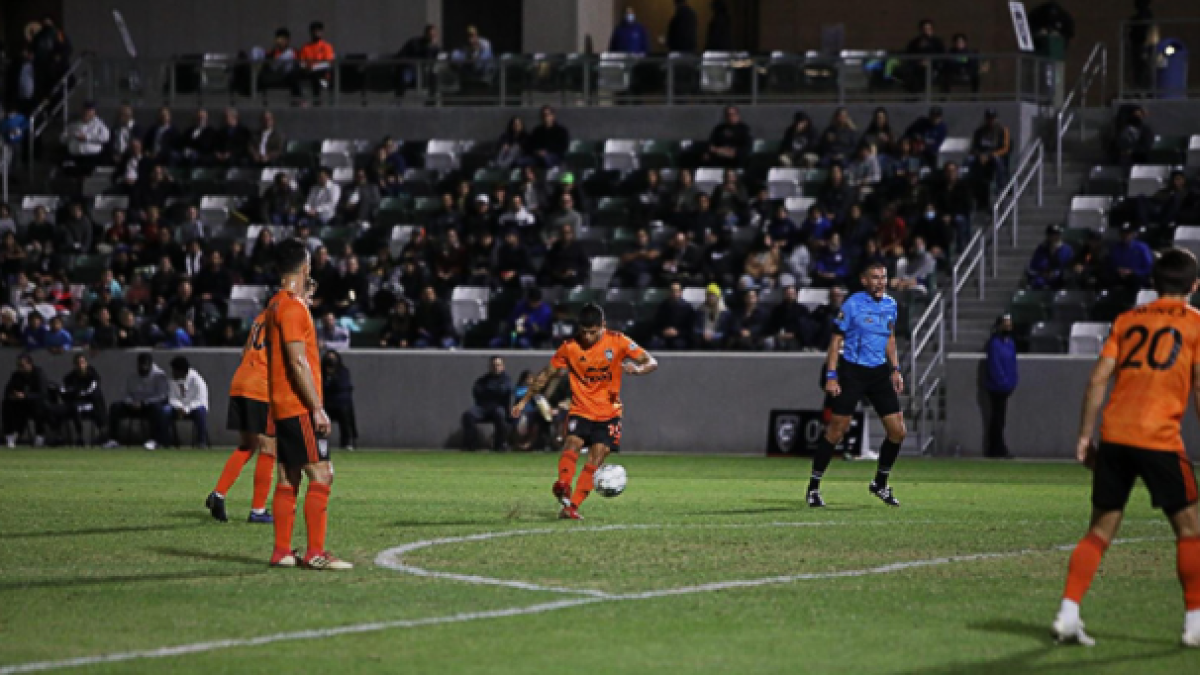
left=571, top=464, right=597, bottom=507
left=558, top=449, right=580, bottom=483
left=1064, top=533, right=1110, bottom=604
left=214, top=447, right=254, bottom=496
left=304, top=482, right=331, bottom=558
left=251, top=452, right=275, bottom=512
left=874, top=439, right=902, bottom=487
left=272, top=484, right=297, bottom=554
left=1178, top=536, right=1200, bottom=611
left=808, top=436, right=836, bottom=492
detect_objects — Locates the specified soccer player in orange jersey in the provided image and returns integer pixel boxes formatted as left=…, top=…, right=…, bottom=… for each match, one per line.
left=265, top=239, right=351, bottom=570
left=205, top=308, right=276, bottom=523
left=512, top=303, right=657, bottom=520
left=1054, top=249, right=1200, bottom=647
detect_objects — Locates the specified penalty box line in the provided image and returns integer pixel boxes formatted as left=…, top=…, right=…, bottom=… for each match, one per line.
left=0, top=532, right=1169, bottom=674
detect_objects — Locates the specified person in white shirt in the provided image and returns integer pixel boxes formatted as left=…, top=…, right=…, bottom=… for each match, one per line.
left=167, top=356, right=210, bottom=448
left=60, top=101, right=110, bottom=172
left=109, top=104, right=141, bottom=163
left=497, top=194, right=537, bottom=231
left=318, top=312, right=351, bottom=351
left=305, top=167, right=342, bottom=225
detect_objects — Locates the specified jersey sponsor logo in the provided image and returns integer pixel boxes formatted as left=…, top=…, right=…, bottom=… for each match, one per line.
left=604, top=349, right=614, bottom=361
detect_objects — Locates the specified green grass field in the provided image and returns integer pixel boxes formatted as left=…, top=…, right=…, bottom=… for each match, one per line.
left=2, top=449, right=1198, bottom=674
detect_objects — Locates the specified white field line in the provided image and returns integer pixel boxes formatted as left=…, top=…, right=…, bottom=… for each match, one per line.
left=0, top=524, right=1171, bottom=675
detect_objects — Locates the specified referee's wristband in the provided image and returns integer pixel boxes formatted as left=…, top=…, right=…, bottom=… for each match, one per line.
left=892, top=365, right=902, bottom=373
left=825, top=370, right=838, bottom=381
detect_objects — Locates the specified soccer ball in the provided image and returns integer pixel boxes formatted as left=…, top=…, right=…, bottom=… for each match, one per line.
left=594, top=464, right=627, bottom=498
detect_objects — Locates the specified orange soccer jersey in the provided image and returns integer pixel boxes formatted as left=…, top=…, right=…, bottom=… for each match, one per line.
left=229, top=310, right=269, bottom=403
left=550, top=330, right=643, bottom=422
left=265, top=289, right=322, bottom=420
left=1099, top=298, right=1200, bottom=452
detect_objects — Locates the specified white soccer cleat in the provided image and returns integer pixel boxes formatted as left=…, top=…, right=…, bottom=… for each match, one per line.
left=1052, top=617, right=1096, bottom=646
left=5, top=433, right=15, bottom=448
left=143, top=440, right=158, bottom=451
left=1183, top=626, right=1200, bottom=648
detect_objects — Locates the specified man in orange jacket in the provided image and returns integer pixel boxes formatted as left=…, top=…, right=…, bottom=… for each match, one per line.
left=292, top=21, right=335, bottom=105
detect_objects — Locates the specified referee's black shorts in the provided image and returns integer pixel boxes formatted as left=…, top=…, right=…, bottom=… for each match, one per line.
left=1092, top=442, right=1199, bottom=515
left=828, top=360, right=901, bottom=418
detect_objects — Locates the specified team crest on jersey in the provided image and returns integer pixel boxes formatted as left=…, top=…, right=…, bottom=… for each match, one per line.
left=837, top=311, right=845, bottom=321
left=604, top=349, right=614, bottom=361
left=864, top=316, right=874, bottom=324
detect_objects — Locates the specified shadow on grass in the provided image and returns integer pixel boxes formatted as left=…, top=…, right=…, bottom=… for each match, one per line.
left=0, top=569, right=265, bottom=591
left=972, top=619, right=1177, bottom=648
left=150, top=546, right=264, bottom=566
left=3, top=522, right=205, bottom=539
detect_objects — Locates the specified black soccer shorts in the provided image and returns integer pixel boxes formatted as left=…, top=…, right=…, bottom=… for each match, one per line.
left=226, top=396, right=274, bottom=437
left=1093, top=442, right=1199, bottom=515
left=275, top=413, right=330, bottom=469
left=829, top=361, right=901, bottom=418
left=566, top=415, right=621, bottom=452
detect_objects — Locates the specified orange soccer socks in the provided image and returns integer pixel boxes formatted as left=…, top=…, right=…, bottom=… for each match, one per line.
left=558, top=449, right=580, bottom=484
left=214, top=447, right=254, bottom=496
left=571, top=464, right=598, bottom=508
left=251, top=452, right=276, bottom=512
left=1179, top=536, right=1200, bottom=611
left=272, top=484, right=297, bottom=555
left=304, top=482, right=331, bottom=559
left=1063, top=532, right=1110, bottom=605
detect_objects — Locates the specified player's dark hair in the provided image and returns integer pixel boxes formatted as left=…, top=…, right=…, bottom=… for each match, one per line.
left=1153, top=248, right=1198, bottom=296
left=578, top=303, right=605, bottom=328
left=862, top=261, right=888, bottom=275
left=275, top=238, right=309, bottom=275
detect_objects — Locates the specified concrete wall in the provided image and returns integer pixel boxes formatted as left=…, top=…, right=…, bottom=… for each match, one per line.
left=1120, top=100, right=1200, bottom=138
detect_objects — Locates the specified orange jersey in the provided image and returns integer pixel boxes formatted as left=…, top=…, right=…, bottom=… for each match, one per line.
left=298, top=40, right=335, bottom=65
left=265, top=289, right=322, bottom=420
left=229, top=310, right=269, bottom=402
left=1100, top=298, right=1200, bottom=452
left=550, top=330, right=644, bottom=422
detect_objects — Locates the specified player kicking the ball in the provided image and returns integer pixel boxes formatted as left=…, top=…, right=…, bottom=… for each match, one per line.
left=1053, top=249, right=1200, bottom=647
left=808, top=262, right=905, bottom=508
left=512, top=303, right=657, bottom=520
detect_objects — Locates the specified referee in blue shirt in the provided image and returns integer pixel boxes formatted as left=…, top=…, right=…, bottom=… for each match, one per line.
left=809, top=262, right=906, bottom=508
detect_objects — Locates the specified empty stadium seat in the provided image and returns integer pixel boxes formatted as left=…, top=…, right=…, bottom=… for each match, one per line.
left=767, top=168, right=802, bottom=199
left=603, top=139, right=640, bottom=172
left=639, top=140, right=675, bottom=170
left=320, top=151, right=353, bottom=169
left=425, top=139, right=468, bottom=172
left=1136, top=289, right=1159, bottom=306
left=1174, top=226, right=1200, bottom=260
left=1069, top=322, right=1112, bottom=356
left=332, top=167, right=354, bottom=184
left=1148, top=136, right=1186, bottom=164
left=259, top=168, right=298, bottom=194
left=699, top=52, right=734, bottom=93
left=682, top=287, right=707, bottom=306
left=1028, top=321, right=1067, bottom=353
left=451, top=286, right=491, bottom=303
left=1067, top=196, right=1111, bottom=232
left=20, top=195, right=60, bottom=224
left=389, top=225, right=416, bottom=257
left=937, top=137, right=971, bottom=168
left=784, top=196, right=816, bottom=216
left=92, top=195, right=129, bottom=222
left=693, top=167, right=724, bottom=194
left=451, top=299, right=487, bottom=336
left=1050, top=290, right=1095, bottom=324
left=1086, top=165, right=1125, bottom=197
left=795, top=288, right=830, bottom=310
left=597, top=53, right=635, bottom=93
left=1127, top=164, right=1172, bottom=197
left=589, top=256, right=619, bottom=289
left=1189, top=135, right=1200, bottom=168
left=1010, top=289, right=1050, bottom=330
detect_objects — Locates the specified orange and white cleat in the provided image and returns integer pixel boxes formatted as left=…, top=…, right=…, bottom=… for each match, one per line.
left=558, top=505, right=584, bottom=520
left=302, top=551, right=354, bottom=570
left=269, top=549, right=299, bottom=568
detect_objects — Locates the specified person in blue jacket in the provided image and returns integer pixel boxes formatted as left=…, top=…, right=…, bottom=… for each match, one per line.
left=1027, top=224, right=1074, bottom=289
left=1104, top=222, right=1154, bottom=293
left=609, top=8, right=650, bottom=54
left=903, top=105, right=948, bottom=166
left=983, top=314, right=1018, bottom=459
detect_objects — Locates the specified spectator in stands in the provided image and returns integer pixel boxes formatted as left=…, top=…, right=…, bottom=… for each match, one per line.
left=971, top=109, right=1011, bottom=184
left=688, top=193, right=723, bottom=240
left=17, top=309, right=45, bottom=354
left=495, top=116, right=528, bottom=169
left=293, top=21, right=335, bottom=104
left=741, top=233, right=782, bottom=290
left=983, top=314, right=1017, bottom=459
left=490, top=229, right=529, bottom=288
left=214, top=107, right=251, bottom=167
left=705, top=106, right=752, bottom=168
left=907, top=203, right=953, bottom=263
left=59, top=201, right=94, bottom=255
left=91, top=307, right=117, bottom=349
left=102, top=353, right=169, bottom=449
left=498, top=194, right=537, bottom=242
left=711, top=168, right=749, bottom=227
left=494, top=288, right=553, bottom=349
left=862, top=107, right=896, bottom=156
left=1026, top=225, right=1074, bottom=290
left=943, top=34, right=982, bottom=94
left=249, top=110, right=285, bottom=166
left=166, top=357, right=209, bottom=449
left=610, top=7, right=650, bottom=54
left=61, top=354, right=107, bottom=443
left=194, top=250, right=233, bottom=308
left=60, top=101, right=110, bottom=174
left=320, top=351, right=357, bottom=449
left=261, top=172, right=300, bottom=224
left=540, top=224, right=590, bottom=287
left=181, top=108, right=215, bottom=166
left=1104, top=222, right=1154, bottom=293
left=887, top=137, right=922, bottom=189
left=461, top=356, right=511, bottom=452
left=1029, top=1, right=1076, bottom=49
left=114, top=138, right=145, bottom=197
left=135, top=164, right=179, bottom=212
left=397, top=24, right=441, bottom=93
left=0, top=308, right=21, bottom=348
left=1069, top=230, right=1104, bottom=289
left=764, top=284, right=808, bottom=351
left=3, top=353, right=48, bottom=447
left=904, top=106, right=947, bottom=166
left=0, top=206, right=15, bottom=239
left=933, top=162, right=974, bottom=249
left=706, top=0, right=734, bottom=51
left=613, top=228, right=656, bottom=288
left=1144, top=170, right=1200, bottom=228
left=780, top=111, right=819, bottom=168
left=787, top=239, right=813, bottom=287
left=667, top=0, right=699, bottom=53
left=414, top=286, right=457, bottom=348
left=659, top=230, right=704, bottom=287
left=341, top=168, right=381, bottom=223
left=260, top=27, right=297, bottom=91
left=799, top=204, right=834, bottom=246
left=701, top=228, right=737, bottom=289
left=44, top=315, right=72, bottom=354
left=10, top=47, right=37, bottom=117
left=846, top=142, right=881, bottom=190
left=892, top=238, right=936, bottom=294
left=459, top=25, right=495, bottom=81
left=177, top=205, right=207, bottom=246
left=765, top=203, right=799, bottom=250
left=905, top=19, right=946, bottom=93
left=819, top=108, right=857, bottom=167
left=695, top=284, right=729, bottom=349
left=813, top=233, right=850, bottom=288
left=516, top=166, right=549, bottom=216
left=143, top=106, right=180, bottom=166
left=649, top=282, right=695, bottom=350
left=115, top=308, right=143, bottom=347
left=304, top=167, right=342, bottom=225
left=816, top=164, right=853, bottom=224
left=317, top=312, right=350, bottom=351
left=726, top=289, right=766, bottom=350
left=633, top=169, right=667, bottom=226
left=295, top=222, right=324, bottom=253
left=108, top=104, right=141, bottom=164
left=528, top=106, right=570, bottom=169
left=381, top=303, right=415, bottom=348
left=32, top=18, right=72, bottom=96
left=1113, top=105, right=1154, bottom=169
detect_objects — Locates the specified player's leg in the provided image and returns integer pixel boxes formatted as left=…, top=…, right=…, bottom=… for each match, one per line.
left=808, top=413, right=850, bottom=507
left=1140, top=450, right=1200, bottom=645
left=249, top=434, right=277, bottom=522
left=297, top=414, right=351, bottom=570
left=553, top=424, right=586, bottom=507
left=868, top=412, right=906, bottom=507
left=567, top=442, right=611, bottom=516
left=269, top=417, right=305, bottom=567
left=208, top=428, right=258, bottom=523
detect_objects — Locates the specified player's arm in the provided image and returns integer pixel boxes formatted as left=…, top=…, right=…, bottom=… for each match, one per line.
left=1076, top=356, right=1116, bottom=465
left=622, top=349, right=658, bottom=376
left=283, top=340, right=331, bottom=436
left=886, top=333, right=904, bottom=394
left=1191, top=360, right=1200, bottom=426
left=824, top=333, right=843, bottom=396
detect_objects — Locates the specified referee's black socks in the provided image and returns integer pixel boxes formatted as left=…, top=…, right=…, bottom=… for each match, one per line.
left=873, top=439, right=902, bottom=487
left=808, top=436, right=837, bottom=492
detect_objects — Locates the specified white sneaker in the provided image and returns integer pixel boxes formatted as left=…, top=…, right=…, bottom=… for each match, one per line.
left=1184, top=626, right=1200, bottom=648
left=5, top=434, right=15, bottom=448
left=102, top=440, right=120, bottom=449
left=1052, top=617, right=1096, bottom=646
left=859, top=448, right=880, bottom=461
left=33, top=436, right=45, bottom=448
left=143, top=440, right=158, bottom=451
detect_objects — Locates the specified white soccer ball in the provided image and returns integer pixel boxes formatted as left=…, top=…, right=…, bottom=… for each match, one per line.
left=594, top=464, right=627, bottom=498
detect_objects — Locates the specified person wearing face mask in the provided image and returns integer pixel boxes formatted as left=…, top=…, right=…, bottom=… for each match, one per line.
left=983, top=315, right=1017, bottom=459
left=609, top=7, right=650, bottom=54
left=909, top=202, right=953, bottom=262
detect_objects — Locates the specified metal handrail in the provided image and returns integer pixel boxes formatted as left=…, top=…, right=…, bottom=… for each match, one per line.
left=27, top=57, right=91, bottom=172
left=1055, top=43, right=1106, bottom=185
left=991, top=139, right=1045, bottom=275
left=908, top=292, right=945, bottom=455
left=950, top=228, right=986, bottom=340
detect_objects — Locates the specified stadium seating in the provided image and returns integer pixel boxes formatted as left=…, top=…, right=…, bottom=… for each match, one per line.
left=1127, top=164, right=1172, bottom=197
left=1066, top=196, right=1111, bottom=232
left=937, top=137, right=971, bottom=168
left=1068, top=322, right=1111, bottom=356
